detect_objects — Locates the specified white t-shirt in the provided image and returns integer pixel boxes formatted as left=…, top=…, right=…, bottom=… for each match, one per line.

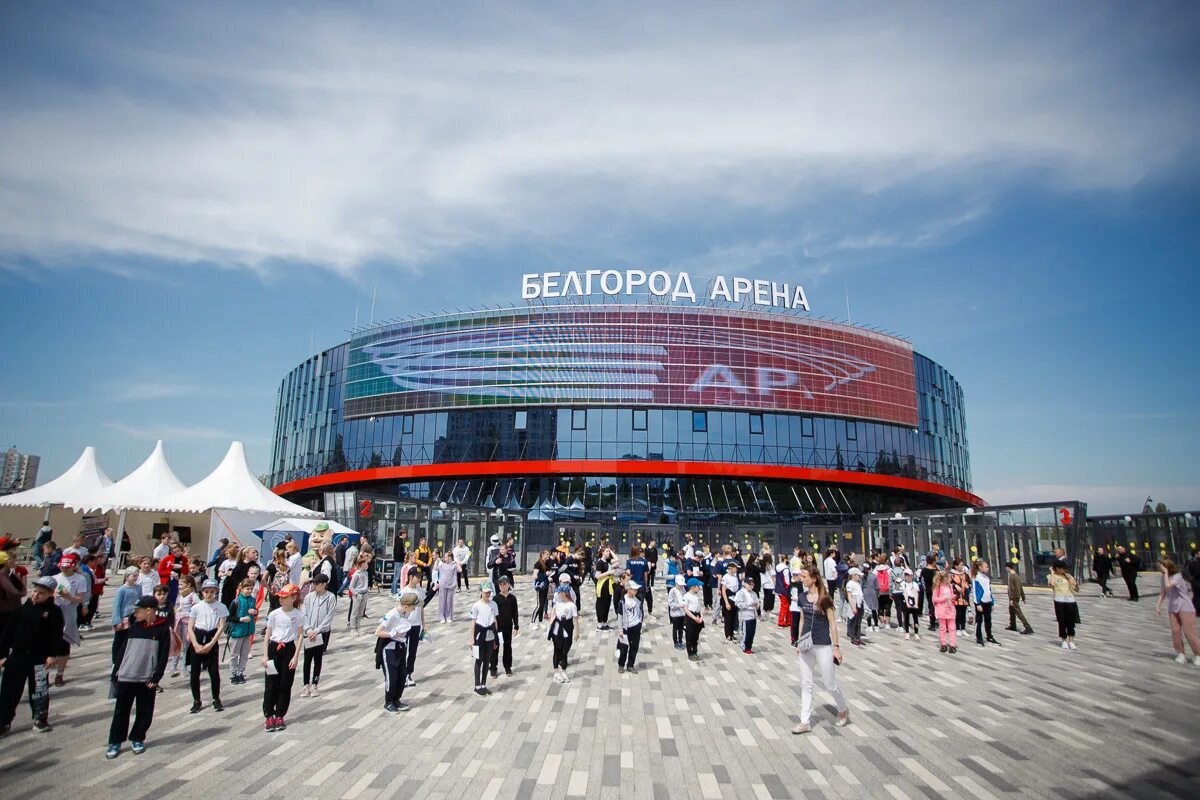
left=176, top=592, right=198, bottom=620
left=137, top=571, right=159, bottom=597
left=287, top=552, right=304, bottom=584
left=218, top=558, right=238, bottom=579
left=683, top=592, right=703, bottom=617
left=823, top=556, right=838, bottom=582
left=343, top=545, right=359, bottom=572
left=846, top=580, right=864, bottom=611
left=398, top=588, right=423, bottom=627
left=378, top=608, right=412, bottom=650
left=153, top=543, right=170, bottom=560
left=267, top=607, right=304, bottom=644
left=668, top=587, right=687, bottom=618
left=470, top=599, right=499, bottom=628
left=721, top=573, right=741, bottom=596
left=191, top=599, right=229, bottom=631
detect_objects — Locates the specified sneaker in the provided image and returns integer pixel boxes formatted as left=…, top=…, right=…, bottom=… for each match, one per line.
left=475, top=687, right=488, bottom=696
left=552, top=672, right=564, bottom=683
left=405, top=678, right=416, bottom=688
left=1061, top=641, right=1070, bottom=650
left=628, top=667, right=638, bottom=674
left=1193, top=656, right=1200, bottom=667
left=743, top=649, right=754, bottom=655
left=904, top=633, right=910, bottom=641
left=986, top=637, right=1000, bottom=645
left=384, top=703, right=400, bottom=714
left=790, top=723, right=812, bottom=735
left=1068, top=642, right=1077, bottom=651
left=190, top=702, right=203, bottom=714
left=688, top=654, right=701, bottom=662
left=396, top=702, right=410, bottom=711
left=977, top=640, right=985, bottom=647
left=1175, top=653, right=1187, bottom=664
left=130, top=741, right=145, bottom=755
left=53, top=675, right=65, bottom=687
left=560, top=674, right=569, bottom=684
left=0, top=724, right=10, bottom=737
left=34, top=717, right=52, bottom=732
left=310, top=685, right=320, bottom=697
left=171, top=670, right=181, bottom=678
left=265, top=717, right=275, bottom=731
left=106, top=744, right=120, bottom=759
left=939, top=645, right=948, bottom=653
left=212, top=699, right=224, bottom=712
left=834, top=712, right=850, bottom=727
left=913, top=634, right=921, bottom=641
left=1020, top=629, right=1034, bottom=635
left=1003, top=626, right=1017, bottom=632
left=948, top=646, right=957, bottom=654
left=489, top=668, right=499, bottom=678
left=504, top=670, right=512, bottom=677
left=618, top=666, right=626, bottom=674
left=300, top=686, right=311, bottom=698
left=275, top=717, right=287, bottom=731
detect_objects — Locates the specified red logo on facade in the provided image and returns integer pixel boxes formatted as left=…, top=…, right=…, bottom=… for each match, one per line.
left=1059, top=508, right=1072, bottom=526
left=359, top=499, right=373, bottom=518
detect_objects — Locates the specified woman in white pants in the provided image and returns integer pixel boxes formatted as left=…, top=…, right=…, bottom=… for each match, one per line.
left=792, top=564, right=850, bottom=734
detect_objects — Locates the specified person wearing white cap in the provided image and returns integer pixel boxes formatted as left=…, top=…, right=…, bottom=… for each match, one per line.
left=548, top=584, right=579, bottom=682
left=845, top=568, right=865, bottom=646
left=616, top=580, right=644, bottom=673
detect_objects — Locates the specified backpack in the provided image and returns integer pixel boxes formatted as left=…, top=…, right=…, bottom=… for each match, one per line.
left=877, top=567, right=889, bottom=594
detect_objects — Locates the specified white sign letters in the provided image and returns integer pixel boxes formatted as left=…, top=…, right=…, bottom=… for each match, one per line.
left=521, top=269, right=810, bottom=311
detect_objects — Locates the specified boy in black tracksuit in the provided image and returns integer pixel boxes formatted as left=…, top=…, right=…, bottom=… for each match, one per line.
left=490, top=577, right=520, bottom=677
left=0, top=577, right=64, bottom=734
left=107, top=597, right=170, bottom=757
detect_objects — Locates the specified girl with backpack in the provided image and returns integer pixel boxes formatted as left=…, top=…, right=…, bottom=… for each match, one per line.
left=873, top=557, right=892, bottom=629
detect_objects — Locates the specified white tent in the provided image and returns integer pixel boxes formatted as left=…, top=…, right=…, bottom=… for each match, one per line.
left=88, top=440, right=187, bottom=513
left=158, top=442, right=320, bottom=518
left=0, top=445, right=112, bottom=511
left=254, top=518, right=358, bottom=537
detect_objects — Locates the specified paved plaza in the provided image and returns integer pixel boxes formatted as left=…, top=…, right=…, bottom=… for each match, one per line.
left=1, top=574, right=1197, bottom=800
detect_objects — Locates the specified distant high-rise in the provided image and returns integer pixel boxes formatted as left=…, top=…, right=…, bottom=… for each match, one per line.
left=1, top=446, right=40, bottom=495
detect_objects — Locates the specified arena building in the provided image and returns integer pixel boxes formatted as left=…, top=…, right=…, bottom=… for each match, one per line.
left=269, top=300, right=980, bottom=563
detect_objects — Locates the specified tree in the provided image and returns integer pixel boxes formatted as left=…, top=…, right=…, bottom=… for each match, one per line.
left=1154, top=501, right=1169, bottom=513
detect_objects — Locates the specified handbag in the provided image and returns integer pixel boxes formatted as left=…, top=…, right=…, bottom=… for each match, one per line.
left=798, top=631, right=814, bottom=653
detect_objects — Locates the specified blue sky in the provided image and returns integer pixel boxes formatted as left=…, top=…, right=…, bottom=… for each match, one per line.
left=1, top=2, right=1198, bottom=514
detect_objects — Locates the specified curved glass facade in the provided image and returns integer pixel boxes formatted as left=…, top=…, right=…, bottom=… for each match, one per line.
left=269, top=307, right=971, bottom=522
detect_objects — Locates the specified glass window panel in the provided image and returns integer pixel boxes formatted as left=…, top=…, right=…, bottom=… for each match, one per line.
left=692, top=411, right=707, bottom=433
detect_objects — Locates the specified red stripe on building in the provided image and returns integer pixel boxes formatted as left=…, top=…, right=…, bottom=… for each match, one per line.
left=272, top=460, right=985, bottom=507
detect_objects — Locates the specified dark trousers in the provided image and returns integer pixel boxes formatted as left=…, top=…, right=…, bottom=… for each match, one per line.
left=188, top=637, right=221, bottom=703
left=925, top=590, right=936, bottom=627
left=596, top=587, right=611, bottom=624
left=382, top=643, right=408, bottom=705
left=551, top=636, right=571, bottom=670
left=474, top=635, right=495, bottom=686
left=617, top=623, right=641, bottom=668
left=763, top=589, right=775, bottom=613
left=702, top=584, right=713, bottom=608
left=262, top=641, right=296, bottom=718
left=457, top=570, right=470, bottom=590
left=642, top=587, right=653, bottom=615
left=722, top=601, right=738, bottom=639
left=534, top=587, right=548, bottom=622
left=406, top=626, right=421, bottom=678
left=302, top=631, right=330, bottom=685
left=490, top=626, right=514, bottom=673
left=954, top=605, right=968, bottom=632
left=900, top=605, right=919, bottom=633
left=975, top=602, right=993, bottom=642
left=86, top=592, right=101, bottom=624
left=1122, top=572, right=1139, bottom=600
left=685, top=618, right=702, bottom=656
left=789, top=611, right=801, bottom=644
left=848, top=608, right=863, bottom=641
left=742, top=618, right=757, bottom=650
left=1054, top=601, right=1079, bottom=638
left=671, top=616, right=685, bottom=646
left=0, top=657, right=49, bottom=725
left=108, top=680, right=156, bottom=745
left=1097, top=573, right=1112, bottom=595
left=1008, top=602, right=1032, bottom=631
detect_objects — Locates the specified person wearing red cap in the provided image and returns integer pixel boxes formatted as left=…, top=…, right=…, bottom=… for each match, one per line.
left=52, top=553, right=87, bottom=686
left=262, top=583, right=304, bottom=732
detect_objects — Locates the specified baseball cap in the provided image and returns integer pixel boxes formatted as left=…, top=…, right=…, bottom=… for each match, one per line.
left=201, top=578, right=219, bottom=591
left=627, top=581, right=641, bottom=590
left=277, top=583, right=299, bottom=598
left=686, top=578, right=703, bottom=588
left=58, top=553, right=79, bottom=568
left=848, top=567, right=862, bottom=577
left=498, top=575, right=511, bottom=585
left=490, top=535, right=499, bottom=544
left=32, top=576, right=58, bottom=592
left=123, top=566, right=139, bottom=577
left=558, top=574, right=571, bottom=583
left=480, top=581, right=495, bottom=594
left=135, top=596, right=159, bottom=609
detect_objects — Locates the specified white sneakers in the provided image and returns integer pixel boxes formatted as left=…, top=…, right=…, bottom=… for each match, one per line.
left=552, top=670, right=571, bottom=683
left=1061, top=641, right=1070, bottom=650
left=1175, top=653, right=1187, bottom=664
left=1068, top=642, right=1078, bottom=650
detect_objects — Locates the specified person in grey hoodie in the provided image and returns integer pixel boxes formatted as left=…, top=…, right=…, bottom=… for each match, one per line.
left=106, top=597, right=170, bottom=758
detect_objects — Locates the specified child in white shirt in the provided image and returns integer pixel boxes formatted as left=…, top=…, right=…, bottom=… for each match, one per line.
left=733, top=577, right=761, bottom=654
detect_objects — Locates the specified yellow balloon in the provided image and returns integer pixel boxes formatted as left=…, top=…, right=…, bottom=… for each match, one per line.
left=970, top=546, right=977, bottom=553
left=1010, top=547, right=1018, bottom=554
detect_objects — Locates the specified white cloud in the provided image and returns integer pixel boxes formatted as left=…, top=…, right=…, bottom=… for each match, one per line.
left=979, top=484, right=1200, bottom=516
left=0, top=4, right=1195, bottom=276
left=103, top=422, right=237, bottom=441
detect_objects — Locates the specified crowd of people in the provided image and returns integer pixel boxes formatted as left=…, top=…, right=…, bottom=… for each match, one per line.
left=0, top=525, right=1198, bottom=758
